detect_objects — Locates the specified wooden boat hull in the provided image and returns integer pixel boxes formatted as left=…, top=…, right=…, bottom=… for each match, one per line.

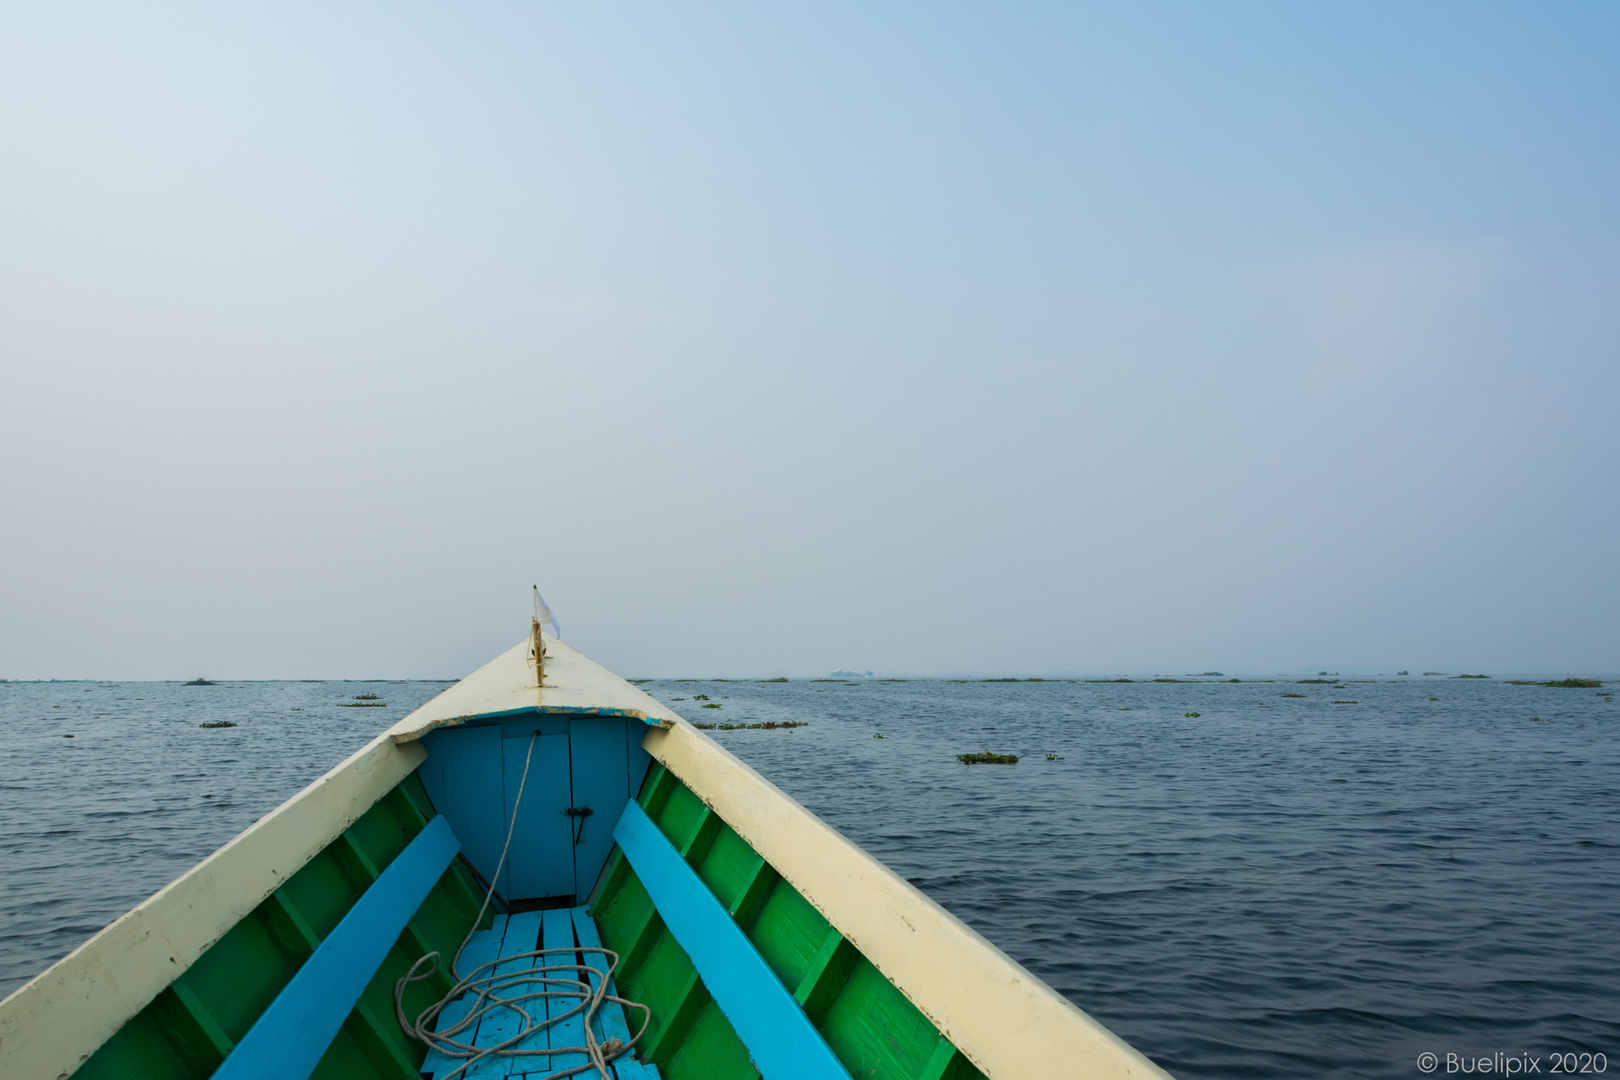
left=0, top=636, right=1171, bottom=1080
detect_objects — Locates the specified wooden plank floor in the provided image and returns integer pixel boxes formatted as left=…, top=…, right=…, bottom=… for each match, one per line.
left=422, top=906, right=661, bottom=1080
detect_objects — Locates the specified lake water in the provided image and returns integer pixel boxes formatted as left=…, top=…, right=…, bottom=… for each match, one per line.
left=3, top=675, right=1616, bottom=1077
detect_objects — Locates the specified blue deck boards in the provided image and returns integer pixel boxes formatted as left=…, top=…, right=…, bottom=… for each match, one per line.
left=213, top=815, right=461, bottom=1080
left=613, top=801, right=849, bottom=1080
left=539, top=909, right=588, bottom=1076
left=465, top=911, right=546, bottom=1078
left=422, top=914, right=508, bottom=1080
left=423, top=906, right=658, bottom=1080
left=571, top=907, right=661, bottom=1080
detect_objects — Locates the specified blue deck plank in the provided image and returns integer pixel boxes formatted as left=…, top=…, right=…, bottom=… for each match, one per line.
left=423, top=917, right=510, bottom=1080
left=570, top=906, right=661, bottom=1080
left=211, top=814, right=462, bottom=1080
left=540, top=908, right=589, bottom=1076
left=466, top=910, right=546, bottom=1078
left=421, top=997, right=473, bottom=1080
left=612, top=801, right=849, bottom=1080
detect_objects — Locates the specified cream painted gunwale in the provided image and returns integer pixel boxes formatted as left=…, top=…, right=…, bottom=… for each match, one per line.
left=643, top=720, right=1173, bottom=1080
left=0, top=734, right=426, bottom=1080
left=384, top=635, right=679, bottom=745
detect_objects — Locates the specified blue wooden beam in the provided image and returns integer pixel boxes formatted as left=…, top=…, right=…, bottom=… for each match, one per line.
left=612, top=801, right=850, bottom=1080
left=213, top=814, right=461, bottom=1080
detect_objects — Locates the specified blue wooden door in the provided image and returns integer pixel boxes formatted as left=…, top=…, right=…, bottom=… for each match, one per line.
left=416, top=725, right=505, bottom=886
left=568, top=719, right=629, bottom=895
left=419, top=716, right=656, bottom=904
left=503, top=732, right=575, bottom=900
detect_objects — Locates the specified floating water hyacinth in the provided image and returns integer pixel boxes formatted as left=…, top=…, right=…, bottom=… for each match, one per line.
left=1506, top=677, right=1603, bottom=688
left=956, top=751, right=1019, bottom=764
left=692, top=721, right=809, bottom=731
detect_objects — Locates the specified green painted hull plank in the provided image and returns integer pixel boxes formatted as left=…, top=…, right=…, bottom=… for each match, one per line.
left=589, top=763, right=987, bottom=1080
left=70, top=757, right=988, bottom=1080
left=76, top=775, right=490, bottom=1080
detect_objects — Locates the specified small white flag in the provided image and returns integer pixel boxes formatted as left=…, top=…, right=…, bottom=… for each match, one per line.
left=533, top=586, right=561, bottom=639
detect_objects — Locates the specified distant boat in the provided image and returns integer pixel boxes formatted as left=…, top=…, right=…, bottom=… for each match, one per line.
left=0, top=630, right=1169, bottom=1080
left=182, top=677, right=216, bottom=686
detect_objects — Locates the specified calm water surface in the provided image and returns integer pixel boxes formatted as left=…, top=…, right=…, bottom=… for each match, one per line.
left=3, top=675, right=1617, bottom=1077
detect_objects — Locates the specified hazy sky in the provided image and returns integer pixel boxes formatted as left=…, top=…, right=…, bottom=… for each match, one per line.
left=3, top=3, right=1617, bottom=680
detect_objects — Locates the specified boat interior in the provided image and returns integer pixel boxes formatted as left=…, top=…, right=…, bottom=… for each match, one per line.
left=69, top=711, right=985, bottom=1080
left=3, top=634, right=1165, bottom=1080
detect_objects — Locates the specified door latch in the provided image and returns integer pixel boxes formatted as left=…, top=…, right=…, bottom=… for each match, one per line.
left=563, top=806, right=593, bottom=845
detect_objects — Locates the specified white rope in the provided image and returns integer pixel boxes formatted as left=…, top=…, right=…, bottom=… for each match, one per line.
left=395, top=732, right=652, bottom=1080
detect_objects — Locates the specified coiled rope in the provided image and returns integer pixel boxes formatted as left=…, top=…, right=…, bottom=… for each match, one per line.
left=395, top=732, right=652, bottom=1080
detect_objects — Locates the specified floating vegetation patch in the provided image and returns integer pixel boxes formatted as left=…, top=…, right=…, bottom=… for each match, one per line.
left=1453, top=674, right=1491, bottom=679
left=1531, top=716, right=1551, bottom=723
left=1282, top=693, right=1307, bottom=698
left=691, top=694, right=710, bottom=701
left=353, top=693, right=381, bottom=701
left=1507, top=677, right=1604, bottom=688
left=629, top=678, right=652, bottom=684
left=1184, top=711, right=1201, bottom=717
left=199, top=721, right=238, bottom=729
left=691, top=721, right=808, bottom=731
left=1430, top=697, right=1440, bottom=701
left=981, top=678, right=1020, bottom=683
left=1154, top=678, right=1191, bottom=683
left=701, top=703, right=722, bottom=709
left=1045, top=752, right=1059, bottom=760
left=1331, top=700, right=1359, bottom=705
left=758, top=677, right=789, bottom=683
left=337, top=702, right=386, bottom=708
left=873, top=733, right=885, bottom=739
left=1086, top=678, right=1135, bottom=683
left=956, top=751, right=1019, bottom=765
left=62, top=734, right=74, bottom=738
